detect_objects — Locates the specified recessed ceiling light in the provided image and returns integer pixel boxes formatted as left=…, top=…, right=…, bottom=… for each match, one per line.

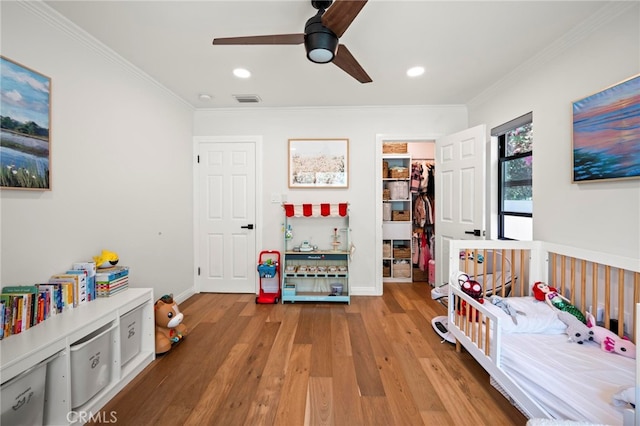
left=407, top=66, right=425, bottom=77
left=233, top=68, right=251, bottom=78
left=198, top=94, right=212, bottom=101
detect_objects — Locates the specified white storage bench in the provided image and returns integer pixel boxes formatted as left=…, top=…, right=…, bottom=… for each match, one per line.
left=0, top=288, right=155, bottom=425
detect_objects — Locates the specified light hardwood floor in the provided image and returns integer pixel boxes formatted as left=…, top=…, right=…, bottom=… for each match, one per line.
left=94, top=282, right=527, bottom=425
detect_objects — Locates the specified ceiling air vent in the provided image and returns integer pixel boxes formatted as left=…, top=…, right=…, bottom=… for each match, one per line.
left=233, top=94, right=261, bottom=104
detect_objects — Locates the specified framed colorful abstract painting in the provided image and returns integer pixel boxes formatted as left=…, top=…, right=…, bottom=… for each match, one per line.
left=572, top=74, right=640, bottom=183
left=0, top=56, right=51, bottom=190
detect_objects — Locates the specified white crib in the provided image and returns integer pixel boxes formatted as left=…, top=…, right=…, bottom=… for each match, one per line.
left=446, top=240, right=639, bottom=426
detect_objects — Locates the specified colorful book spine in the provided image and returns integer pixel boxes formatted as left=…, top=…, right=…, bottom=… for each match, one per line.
left=50, top=275, right=84, bottom=307
left=65, top=270, right=88, bottom=304
left=2, top=286, right=38, bottom=328
left=63, top=282, right=74, bottom=309
left=14, top=296, right=23, bottom=334
left=0, top=300, right=5, bottom=340
left=0, top=295, right=13, bottom=337
left=36, top=292, right=44, bottom=324
left=38, top=284, right=63, bottom=315
left=97, top=275, right=129, bottom=297
left=95, top=266, right=129, bottom=283
left=72, top=261, right=97, bottom=301
left=47, top=280, right=74, bottom=310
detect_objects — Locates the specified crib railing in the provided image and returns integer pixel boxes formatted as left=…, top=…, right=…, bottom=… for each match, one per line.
left=458, top=247, right=530, bottom=297
left=449, top=286, right=499, bottom=360
left=449, top=240, right=640, bottom=343
left=548, top=248, right=640, bottom=342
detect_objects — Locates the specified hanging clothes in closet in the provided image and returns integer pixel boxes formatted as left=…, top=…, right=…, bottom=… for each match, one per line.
left=410, top=162, right=423, bottom=193
left=411, top=161, right=435, bottom=274
left=411, top=161, right=426, bottom=268
left=423, top=164, right=435, bottom=272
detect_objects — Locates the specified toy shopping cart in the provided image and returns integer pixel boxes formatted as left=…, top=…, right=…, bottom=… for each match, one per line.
left=256, top=250, right=281, bottom=304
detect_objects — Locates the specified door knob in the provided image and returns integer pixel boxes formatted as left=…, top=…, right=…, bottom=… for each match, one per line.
left=464, top=229, right=481, bottom=236
left=241, top=224, right=254, bottom=230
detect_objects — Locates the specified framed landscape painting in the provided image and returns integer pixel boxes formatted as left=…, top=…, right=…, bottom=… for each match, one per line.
left=572, top=74, right=640, bottom=183
left=1, top=56, right=51, bottom=190
left=288, top=138, right=349, bottom=188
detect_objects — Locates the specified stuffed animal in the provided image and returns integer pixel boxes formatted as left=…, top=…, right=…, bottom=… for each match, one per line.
left=93, top=250, right=119, bottom=268
left=459, top=277, right=484, bottom=321
left=154, top=294, right=188, bottom=354
left=558, top=311, right=594, bottom=344
left=586, top=312, right=636, bottom=359
left=532, top=282, right=586, bottom=323
left=490, top=295, right=524, bottom=325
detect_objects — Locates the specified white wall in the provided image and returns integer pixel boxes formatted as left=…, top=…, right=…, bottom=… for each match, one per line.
left=4, top=1, right=636, bottom=302
left=469, top=4, right=640, bottom=259
left=194, top=107, right=467, bottom=294
left=1, top=2, right=195, bottom=299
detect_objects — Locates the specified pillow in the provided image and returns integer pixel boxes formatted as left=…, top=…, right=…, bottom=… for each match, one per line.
left=483, top=296, right=567, bottom=334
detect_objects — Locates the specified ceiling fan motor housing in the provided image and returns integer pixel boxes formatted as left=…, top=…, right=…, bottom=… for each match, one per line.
left=304, top=12, right=338, bottom=63
left=311, top=0, right=333, bottom=11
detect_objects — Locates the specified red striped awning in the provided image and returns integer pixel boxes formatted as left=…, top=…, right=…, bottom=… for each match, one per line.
left=283, top=203, right=348, bottom=217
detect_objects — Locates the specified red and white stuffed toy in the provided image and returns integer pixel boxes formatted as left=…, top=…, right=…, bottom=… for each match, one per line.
left=458, top=276, right=484, bottom=320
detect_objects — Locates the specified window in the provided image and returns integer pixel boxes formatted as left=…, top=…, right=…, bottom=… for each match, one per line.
left=493, top=113, right=533, bottom=240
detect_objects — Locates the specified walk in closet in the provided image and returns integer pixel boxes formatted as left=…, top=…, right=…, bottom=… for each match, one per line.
left=381, top=141, right=435, bottom=284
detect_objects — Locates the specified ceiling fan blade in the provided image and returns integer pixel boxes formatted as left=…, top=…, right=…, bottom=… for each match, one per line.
left=212, top=34, right=305, bottom=45
left=322, top=0, right=368, bottom=38
left=332, top=44, right=372, bottom=84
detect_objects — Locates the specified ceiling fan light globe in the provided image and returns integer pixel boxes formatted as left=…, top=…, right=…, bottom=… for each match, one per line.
left=308, top=48, right=334, bottom=63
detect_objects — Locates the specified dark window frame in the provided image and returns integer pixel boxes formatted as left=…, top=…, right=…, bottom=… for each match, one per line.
left=493, top=113, right=533, bottom=240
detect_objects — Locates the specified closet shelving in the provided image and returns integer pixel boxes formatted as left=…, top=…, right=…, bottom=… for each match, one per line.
left=281, top=203, right=350, bottom=303
left=382, top=152, right=412, bottom=282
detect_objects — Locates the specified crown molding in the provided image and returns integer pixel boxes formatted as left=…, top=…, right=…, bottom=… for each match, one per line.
left=17, top=0, right=194, bottom=110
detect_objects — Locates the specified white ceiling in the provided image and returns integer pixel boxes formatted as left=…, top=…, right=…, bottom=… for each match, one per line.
left=44, top=0, right=610, bottom=109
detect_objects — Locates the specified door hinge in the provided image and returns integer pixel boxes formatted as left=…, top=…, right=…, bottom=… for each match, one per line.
left=197, top=267, right=200, bottom=276
left=197, top=155, right=200, bottom=163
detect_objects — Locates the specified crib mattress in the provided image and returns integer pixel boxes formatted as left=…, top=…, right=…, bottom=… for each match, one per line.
left=499, top=333, right=634, bottom=425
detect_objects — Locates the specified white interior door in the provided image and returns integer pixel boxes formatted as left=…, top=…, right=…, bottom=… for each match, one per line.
left=435, top=125, right=486, bottom=287
left=197, top=141, right=256, bottom=293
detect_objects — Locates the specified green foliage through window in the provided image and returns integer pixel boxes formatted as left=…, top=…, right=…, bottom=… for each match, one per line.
left=496, top=114, right=533, bottom=240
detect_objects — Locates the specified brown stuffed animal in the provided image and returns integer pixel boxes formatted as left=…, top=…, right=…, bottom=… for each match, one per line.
left=154, top=294, right=188, bottom=354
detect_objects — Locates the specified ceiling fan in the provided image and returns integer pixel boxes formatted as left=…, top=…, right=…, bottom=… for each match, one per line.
left=212, top=0, right=372, bottom=84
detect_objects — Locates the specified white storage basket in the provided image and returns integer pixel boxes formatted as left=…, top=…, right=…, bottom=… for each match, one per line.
left=70, top=322, right=116, bottom=408
left=120, top=304, right=144, bottom=366
left=1, top=358, right=49, bottom=425
left=383, top=203, right=392, bottom=221
left=387, top=181, right=409, bottom=200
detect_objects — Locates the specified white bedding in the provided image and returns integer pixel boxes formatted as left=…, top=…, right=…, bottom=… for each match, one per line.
left=499, top=333, right=635, bottom=425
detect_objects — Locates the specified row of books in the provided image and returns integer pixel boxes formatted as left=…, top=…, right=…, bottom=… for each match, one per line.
left=0, top=264, right=129, bottom=340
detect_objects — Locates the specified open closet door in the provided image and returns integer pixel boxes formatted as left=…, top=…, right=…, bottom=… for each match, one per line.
left=435, top=125, right=486, bottom=287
